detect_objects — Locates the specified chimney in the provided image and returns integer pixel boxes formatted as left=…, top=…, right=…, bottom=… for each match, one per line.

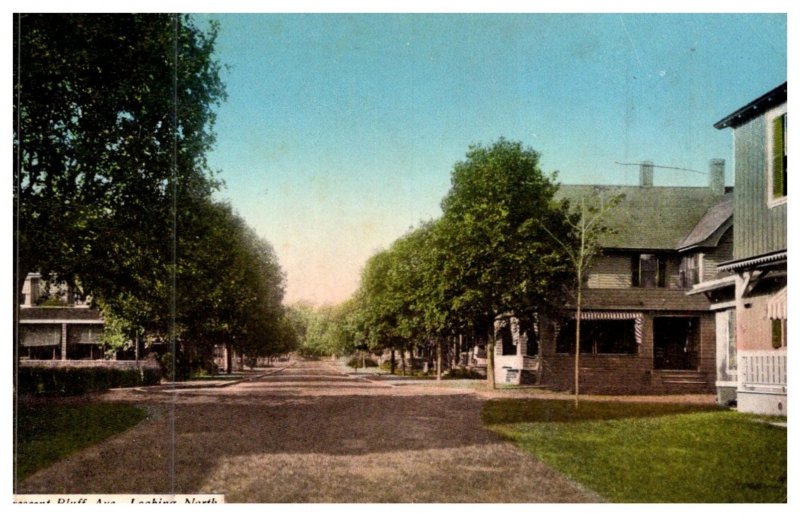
left=709, top=159, right=725, bottom=195
left=639, top=161, right=654, bottom=187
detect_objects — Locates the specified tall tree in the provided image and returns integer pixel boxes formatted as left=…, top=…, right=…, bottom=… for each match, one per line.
left=13, top=13, right=226, bottom=308
left=438, top=138, right=574, bottom=388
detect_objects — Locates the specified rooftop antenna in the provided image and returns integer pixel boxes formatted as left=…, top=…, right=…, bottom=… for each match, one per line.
left=615, top=161, right=707, bottom=175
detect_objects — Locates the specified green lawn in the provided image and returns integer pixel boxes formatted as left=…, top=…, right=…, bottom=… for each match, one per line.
left=15, top=402, right=147, bottom=482
left=483, top=399, right=787, bottom=503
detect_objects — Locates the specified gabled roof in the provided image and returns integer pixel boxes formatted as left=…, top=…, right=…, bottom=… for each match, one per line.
left=557, top=185, right=728, bottom=251
left=714, top=82, right=787, bottom=130
left=676, top=193, right=733, bottom=251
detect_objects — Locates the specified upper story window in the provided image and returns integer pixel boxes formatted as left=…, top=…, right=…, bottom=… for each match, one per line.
left=678, top=253, right=704, bottom=288
left=767, top=107, right=787, bottom=206
left=632, top=254, right=666, bottom=288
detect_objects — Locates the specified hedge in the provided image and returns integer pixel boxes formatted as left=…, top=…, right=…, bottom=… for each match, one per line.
left=17, top=364, right=162, bottom=396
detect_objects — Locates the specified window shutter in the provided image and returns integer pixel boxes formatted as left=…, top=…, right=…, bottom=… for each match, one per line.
left=773, top=115, right=785, bottom=198
left=772, top=319, right=783, bottom=349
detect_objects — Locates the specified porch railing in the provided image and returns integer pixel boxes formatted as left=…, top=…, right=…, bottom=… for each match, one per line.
left=738, top=350, right=787, bottom=394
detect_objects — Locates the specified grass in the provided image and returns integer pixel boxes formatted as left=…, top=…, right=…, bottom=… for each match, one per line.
left=15, top=401, right=147, bottom=482
left=483, top=399, right=787, bottom=503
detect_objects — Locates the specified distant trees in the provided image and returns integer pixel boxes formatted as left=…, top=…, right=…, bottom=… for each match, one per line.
left=350, top=138, right=577, bottom=384
left=288, top=301, right=359, bottom=359
left=14, top=14, right=292, bottom=377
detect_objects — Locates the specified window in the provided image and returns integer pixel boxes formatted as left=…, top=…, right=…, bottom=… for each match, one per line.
left=632, top=254, right=666, bottom=287
left=771, top=318, right=787, bottom=349
left=679, top=254, right=701, bottom=288
left=727, top=309, right=737, bottom=371
left=556, top=319, right=637, bottom=355
left=768, top=108, right=787, bottom=206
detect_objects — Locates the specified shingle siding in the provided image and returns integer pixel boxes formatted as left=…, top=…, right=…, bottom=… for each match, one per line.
left=703, top=228, right=733, bottom=282
left=587, top=255, right=631, bottom=289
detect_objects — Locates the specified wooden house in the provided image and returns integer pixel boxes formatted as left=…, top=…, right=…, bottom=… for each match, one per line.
left=493, top=161, right=734, bottom=394
left=18, top=272, right=107, bottom=361
left=711, top=82, right=787, bottom=415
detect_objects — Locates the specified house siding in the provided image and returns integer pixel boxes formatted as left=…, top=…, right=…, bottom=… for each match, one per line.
left=587, top=255, right=631, bottom=289
left=703, top=228, right=733, bottom=281
left=733, top=112, right=787, bottom=260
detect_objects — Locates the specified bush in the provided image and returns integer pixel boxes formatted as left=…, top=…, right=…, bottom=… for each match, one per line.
left=347, top=356, right=378, bottom=368
left=445, top=367, right=486, bottom=379
left=18, top=364, right=162, bottom=396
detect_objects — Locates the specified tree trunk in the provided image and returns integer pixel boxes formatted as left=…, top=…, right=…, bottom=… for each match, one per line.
left=400, top=346, right=407, bottom=376
left=226, top=343, right=232, bottom=375
left=487, top=326, right=496, bottom=389
left=574, top=269, right=583, bottom=408
left=436, top=339, right=442, bottom=381
left=390, top=347, right=396, bottom=374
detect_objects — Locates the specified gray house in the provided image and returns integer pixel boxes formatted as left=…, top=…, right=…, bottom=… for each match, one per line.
left=711, top=82, right=787, bottom=415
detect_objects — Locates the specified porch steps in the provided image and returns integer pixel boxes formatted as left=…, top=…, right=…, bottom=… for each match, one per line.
left=656, top=370, right=711, bottom=388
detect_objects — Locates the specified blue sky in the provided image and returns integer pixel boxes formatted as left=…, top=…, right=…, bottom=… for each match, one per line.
left=198, top=13, right=787, bottom=305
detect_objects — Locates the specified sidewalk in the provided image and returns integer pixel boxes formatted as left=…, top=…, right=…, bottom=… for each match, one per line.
left=135, top=362, right=294, bottom=392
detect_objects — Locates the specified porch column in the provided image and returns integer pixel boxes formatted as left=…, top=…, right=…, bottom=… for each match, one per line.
left=734, top=272, right=749, bottom=355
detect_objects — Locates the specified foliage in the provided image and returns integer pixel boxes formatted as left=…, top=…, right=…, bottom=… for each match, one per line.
left=484, top=400, right=786, bottom=502
left=444, top=367, right=485, bottom=380
left=14, top=15, right=291, bottom=376
left=14, top=14, right=225, bottom=305
left=289, top=300, right=359, bottom=358
left=346, top=356, right=379, bottom=368
left=347, top=139, right=576, bottom=385
left=15, top=402, right=147, bottom=482
left=438, top=138, right=574, bottom=331
left=17, top=365, right=161, bottom=396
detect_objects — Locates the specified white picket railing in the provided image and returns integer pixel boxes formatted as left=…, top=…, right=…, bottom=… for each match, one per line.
left=738, top=350, right=787, bottom=393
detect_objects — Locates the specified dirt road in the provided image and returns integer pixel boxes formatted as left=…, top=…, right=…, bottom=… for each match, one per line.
left=17, top=360, right=599, bottom=502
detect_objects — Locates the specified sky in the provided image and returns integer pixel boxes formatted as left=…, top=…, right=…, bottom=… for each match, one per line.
left=195, top=12, right=787, bottom=306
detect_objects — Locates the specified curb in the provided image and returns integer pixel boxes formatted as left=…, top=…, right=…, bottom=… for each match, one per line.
left=133, top=362, right=295, bottom=393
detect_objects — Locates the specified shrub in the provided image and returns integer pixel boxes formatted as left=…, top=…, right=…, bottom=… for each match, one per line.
left=347, top=356, right=378, bottom=368
left=445, top=367, right=486, bottom=379
left=17, top=364, right=162, bottom=396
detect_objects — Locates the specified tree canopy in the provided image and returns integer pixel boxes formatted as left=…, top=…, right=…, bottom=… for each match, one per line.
left=14, top=14, right=226, bottom=301
left=346, top=138, right=577, bottom=384
left=14, top=14, right=293, bottom=377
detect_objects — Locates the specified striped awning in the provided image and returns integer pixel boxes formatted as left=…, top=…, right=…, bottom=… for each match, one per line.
left=556, top=312, right=644, bottom=344
left=20, top=324, right=62, bottom=347
left=767, top=287, right=787, bottom=320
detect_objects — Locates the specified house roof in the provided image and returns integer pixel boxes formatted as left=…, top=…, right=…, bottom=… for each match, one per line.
left=566, top=288, right=713, bottom=312
left=557, top=185, right=728, bottom=251
left=19, top=306, right=103, bottom=323
left=714, top=82, right=787, bottom=130
left=676, top=193, right=733, bottom=251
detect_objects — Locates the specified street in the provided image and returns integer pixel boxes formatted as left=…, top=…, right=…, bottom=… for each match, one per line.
left=17, top=360, right=598, bottom=502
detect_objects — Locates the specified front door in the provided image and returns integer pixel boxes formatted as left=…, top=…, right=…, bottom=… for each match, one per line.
left=653, top=317, right=698, bottom=370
